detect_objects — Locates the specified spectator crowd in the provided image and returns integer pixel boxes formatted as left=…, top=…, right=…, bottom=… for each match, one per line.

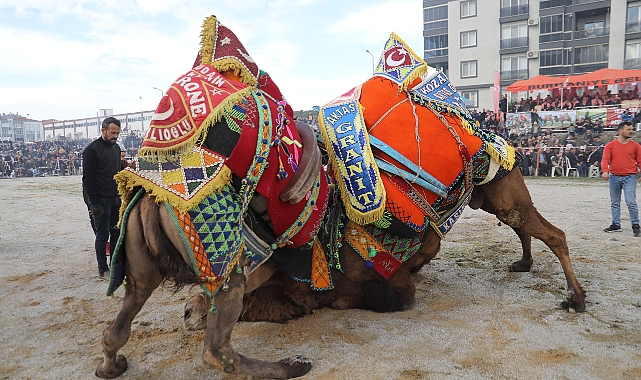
left=1, top=133, right=142, bottom=178
left=511, top=90, right=641, bottom=112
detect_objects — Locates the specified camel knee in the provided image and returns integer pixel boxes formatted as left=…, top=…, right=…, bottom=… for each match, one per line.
left=501, top=209, right=524, bottom=228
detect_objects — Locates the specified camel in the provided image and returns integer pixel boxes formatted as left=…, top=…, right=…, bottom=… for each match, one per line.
left=95, top=110, right=585, bottom=380
left=96, top=163, right=585, bottom=379
left=95, top=24, right=584, bottom=379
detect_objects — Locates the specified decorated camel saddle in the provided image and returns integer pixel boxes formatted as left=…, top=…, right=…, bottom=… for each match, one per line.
left=112, top=16, right=331, bottom=302
left=110, top=16, right=516, bottom=304
left=318, top=33, right=515, bottom=280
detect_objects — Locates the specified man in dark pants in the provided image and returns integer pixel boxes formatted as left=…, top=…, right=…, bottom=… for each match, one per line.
left=82, top=117, right=122, bottom=278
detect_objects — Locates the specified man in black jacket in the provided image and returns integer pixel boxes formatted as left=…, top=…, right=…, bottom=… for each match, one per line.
left=82, top=117, right=122, bottom=278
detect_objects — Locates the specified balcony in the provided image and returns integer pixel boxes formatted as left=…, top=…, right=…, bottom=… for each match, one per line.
left=501, top=69, right=529, bottom=81
left=540, top=0, right=572, bottom=10
left=574, top=27, right=609, bottom=39
left=539, top=32, right=572, bottom=43
left=624, top=58, right=641, bottom=70
left=573, top=62, right=608, bottom=74
left=500, top=36, right=529, bottom=49
left=540, top=66, right=572, bottom=76
left=424, top=49, right=448, bottom=59
left=500, top=4, right=529, bottom=17
left=626, top=21, right=641, bottom=34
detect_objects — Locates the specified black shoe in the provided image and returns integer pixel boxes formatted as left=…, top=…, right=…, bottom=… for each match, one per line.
left=99, top=270, right=109, bottom=280
left=604, top=224, right=622, bottom=233
left=633, top=224, right=641, bottom=237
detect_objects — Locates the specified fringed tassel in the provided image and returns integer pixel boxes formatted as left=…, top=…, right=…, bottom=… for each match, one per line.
left=199, top=15, right=218, bottom=65
left=114, top=165, right=233, bottom=215
left=277, top=157, right=288, bottom=180
left=213, top=58, right=258, bottom=87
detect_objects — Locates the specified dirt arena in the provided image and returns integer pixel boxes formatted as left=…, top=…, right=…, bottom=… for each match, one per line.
left=1, top=175, right=640, bottom=380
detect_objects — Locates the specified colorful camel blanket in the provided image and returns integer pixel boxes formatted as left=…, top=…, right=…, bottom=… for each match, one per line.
left=165, top=185, right=244, bottom=301
left=320, top=73, right=515, bottom=238
left=139, top=64, right=251, bottom=161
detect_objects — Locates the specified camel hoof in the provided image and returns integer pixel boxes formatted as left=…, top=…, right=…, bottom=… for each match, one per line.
left=561, top=299, right=586, bottom=313
left=95, top=355, right=128, bottom=379
left=279, top=355, right=312, bottom=378
left=509, top=260, right=532, bottom=272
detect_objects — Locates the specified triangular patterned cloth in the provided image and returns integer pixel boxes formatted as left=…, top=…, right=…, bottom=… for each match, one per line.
left=373, top=32, right=427, bottom=91
left=166, top=184, right=244, bottom=298
left=115, top=146, right=232, bottom=215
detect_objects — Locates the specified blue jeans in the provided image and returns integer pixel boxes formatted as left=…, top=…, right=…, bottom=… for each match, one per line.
left=609, top=174, right=639, bottom=226
left=93, top=196, right=121, bottom=273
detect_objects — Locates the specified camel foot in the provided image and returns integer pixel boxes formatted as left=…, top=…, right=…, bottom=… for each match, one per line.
left=561, top=292, right=586, bottom=313
left=278, top=355, right=313, bottom=378
left=95, top=355, right=128, bottom=379
left=509, top=259, right=532, bottom=272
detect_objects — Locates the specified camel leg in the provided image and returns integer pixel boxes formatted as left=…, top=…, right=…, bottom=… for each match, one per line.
left=478, top=169, right=585, bottom=312
left=509, top=227, right=533, bottom=272
left=201, top=269, right=312, bottom=378
left=96, top=203, right=163, bottom=378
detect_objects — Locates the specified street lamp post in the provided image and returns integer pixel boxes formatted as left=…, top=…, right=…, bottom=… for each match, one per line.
left=153, top=87, right=164, bottom=97
left=365, top=50, right=375, bottom=74
left=139, top=96, right=144, bottom=133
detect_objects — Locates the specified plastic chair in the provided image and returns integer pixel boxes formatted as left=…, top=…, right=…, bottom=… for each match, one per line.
left=565, top=157, right=578, bottom=177
left=588, top=165, right=600, bottom=178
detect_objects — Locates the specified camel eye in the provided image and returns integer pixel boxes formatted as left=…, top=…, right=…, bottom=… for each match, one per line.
left=184, top=310, right=191, bottom=320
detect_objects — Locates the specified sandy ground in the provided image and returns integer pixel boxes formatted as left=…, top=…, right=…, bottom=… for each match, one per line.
left=1, top=174, right=640, bottom=380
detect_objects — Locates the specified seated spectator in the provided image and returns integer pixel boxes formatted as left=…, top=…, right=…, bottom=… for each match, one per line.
left=621, top=109, right=633, bottom=123
left=538, top=147, right=551, bottom=176
left=566, top=147, right=587, bottom=177
left=550, top=152, right=564, bottom=176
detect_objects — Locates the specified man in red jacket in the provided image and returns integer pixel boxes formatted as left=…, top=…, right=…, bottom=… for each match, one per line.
left=601, top=121, right=641, bottom=236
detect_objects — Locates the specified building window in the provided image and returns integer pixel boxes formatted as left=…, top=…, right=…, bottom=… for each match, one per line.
left=501, top=24, right=528, bottom=49
left=424, top=5, right=448, bottom=30
left=573, top=44, right=609, bottom=73
left=625, top=41, right=641, bottom=69
left=460, top=31, right=477, bottom=48
left=461, top=1, right=477, bottom=18
left=461, top=60, right=478, bottom=78
left=627, top=5, right=641, bottom=33
left=425, top=34, right=449, bottom=58
left=500, top=0, right=529, bottom=17
left=501, top=56, right=529, bottom=80
left=539, top=13, right=572, bottom=42
left=461, top=91, right=478, bottom=108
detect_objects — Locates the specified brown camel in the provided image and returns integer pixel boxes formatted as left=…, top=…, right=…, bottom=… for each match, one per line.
left=96, top=164, right=585, bottom=379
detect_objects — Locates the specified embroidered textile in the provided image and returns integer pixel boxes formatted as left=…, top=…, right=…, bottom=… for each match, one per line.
left=115, top=146, right=231, bottom=214
left=318, top=87, right=386, bottom=225
left=311, top=238, right=333, bottom=290
left=373, top=32, right=427, bottom=91
left=410, top=71, right=471, bottom=123
left=195, top=15, right=260, bottom=86
left=166, top=185, right=244, bottom=298
left=106, top=188, right=145, bottom=296
left=225, top=90, right=331, bottom=249
left=359, top=76, right=484, bottom=232
left=139, top=64, right=251, bottom=161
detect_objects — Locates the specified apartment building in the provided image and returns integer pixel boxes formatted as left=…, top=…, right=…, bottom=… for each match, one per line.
left=0, top=113, right=43, bottom=143
left=423, top=0, right=638, bottom=110
left=42, top=109, right=155, bottom=141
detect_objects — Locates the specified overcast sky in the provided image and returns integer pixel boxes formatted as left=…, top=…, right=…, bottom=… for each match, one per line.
left=0, top=0, right=423, bottom=121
